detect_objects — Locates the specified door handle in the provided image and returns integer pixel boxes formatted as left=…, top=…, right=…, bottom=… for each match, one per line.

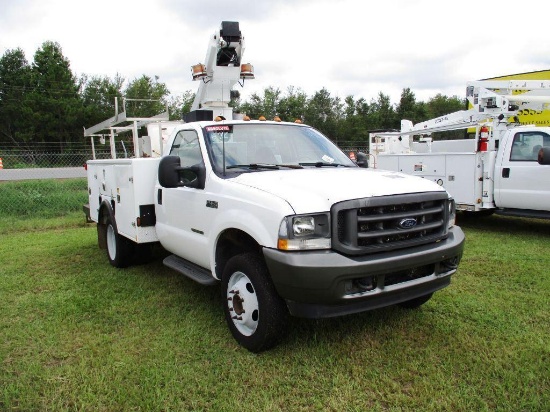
left=502, top=168, right=510, bottom=178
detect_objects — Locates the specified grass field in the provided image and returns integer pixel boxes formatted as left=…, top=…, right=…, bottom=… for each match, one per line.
left=0, top=180, right=549, bottom=411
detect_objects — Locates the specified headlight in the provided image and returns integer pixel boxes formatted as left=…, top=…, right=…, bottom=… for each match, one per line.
left=277, top=213, right=331, bottom=250
left=292, top=216, right=316, bottom=236
left=448, top=198, right=456, bottom=229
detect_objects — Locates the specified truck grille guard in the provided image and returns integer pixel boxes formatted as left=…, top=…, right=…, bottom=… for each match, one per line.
left=332, top=192, right=449, bottom=256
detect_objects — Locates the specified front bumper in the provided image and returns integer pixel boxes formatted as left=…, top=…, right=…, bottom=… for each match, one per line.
left=263, top=226, right=465, bottom=318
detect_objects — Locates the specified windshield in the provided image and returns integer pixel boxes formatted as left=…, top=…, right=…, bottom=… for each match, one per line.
left=203, top=123, right=355, bottom=173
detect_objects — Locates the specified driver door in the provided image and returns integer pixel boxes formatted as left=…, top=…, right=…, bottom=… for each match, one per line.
left=155, top=129, right=210, bottom=268
left=495, top=130, right=550, bottom=210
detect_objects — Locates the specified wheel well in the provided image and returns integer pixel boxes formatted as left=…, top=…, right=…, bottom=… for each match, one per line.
left=98, top=199, right=116, bottom=224
left=215, top=229, right=262, bottom=279
left=97, top=200, right=115, bottom=249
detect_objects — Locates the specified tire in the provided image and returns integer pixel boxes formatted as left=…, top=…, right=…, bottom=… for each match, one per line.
left=398, top=293, right=433, bottom=309
left=105, top=213, right=135, bottom=268
left=221, top=253, right=289, bottom=352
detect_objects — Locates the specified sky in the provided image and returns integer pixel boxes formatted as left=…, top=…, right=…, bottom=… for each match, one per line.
left=1, top=0, right=549, bottom=106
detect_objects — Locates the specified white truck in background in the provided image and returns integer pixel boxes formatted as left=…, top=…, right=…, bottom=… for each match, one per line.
left=370, top=80, right=550, bottom=218
left=83, top=22, right=465, bottom=352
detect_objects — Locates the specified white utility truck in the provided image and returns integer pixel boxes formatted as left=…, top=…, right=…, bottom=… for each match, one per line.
left=84, top=22, right=464, bottom=352
left=370, top=80, right=550, bottom=218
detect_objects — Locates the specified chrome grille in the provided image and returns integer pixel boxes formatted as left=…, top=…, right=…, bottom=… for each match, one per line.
left=332, top=192, right=449, bottom=255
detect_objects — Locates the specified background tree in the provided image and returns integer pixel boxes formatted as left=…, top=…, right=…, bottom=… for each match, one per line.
left=426, top=93, right=465, bottom=118
left=167, top=90, right=195, bottom=121
left=238, top=86, right=282, bottom=120
left=368, top=92, right=397, bottom=130
left=124, top=75, right=170, bottom=117
left=395, top=88, right=428, bottom=125
left=337, top=95, right=371, bottom=143
left=276, top=86, right=308, bottom=122
left=28, top=41, right=81, bottom=148
left=0, top=39, right=475, bottom=151
left=304, top=88, right=343, bottom=139
left=81, top=74, right=124, bottom=126
left=0, top=48, right=32, bottom=145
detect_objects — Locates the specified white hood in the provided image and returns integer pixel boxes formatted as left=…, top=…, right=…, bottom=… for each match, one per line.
left=230, top=168, right=446, bottom=214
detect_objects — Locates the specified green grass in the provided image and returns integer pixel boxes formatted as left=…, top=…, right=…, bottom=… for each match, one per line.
left=1, top=205, right=549, bottom=410
left=0, top=179, right=88, bottom=219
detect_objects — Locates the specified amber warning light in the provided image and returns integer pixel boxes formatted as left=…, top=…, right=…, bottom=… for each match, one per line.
left=191, top=63, right=207, bottom=80
left=240, top=63, right=255, bottom=79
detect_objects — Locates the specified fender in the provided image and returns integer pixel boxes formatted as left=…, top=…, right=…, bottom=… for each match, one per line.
left=97, top=199, right=116, bottom=250
left=208, top=206, right=292, bottom=279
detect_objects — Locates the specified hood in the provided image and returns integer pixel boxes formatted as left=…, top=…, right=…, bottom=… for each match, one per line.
left=230, top=167, right=446, bottom=214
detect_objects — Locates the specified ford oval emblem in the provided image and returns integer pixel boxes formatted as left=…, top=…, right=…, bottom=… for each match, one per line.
left=399, top=218, right=417, bottom=229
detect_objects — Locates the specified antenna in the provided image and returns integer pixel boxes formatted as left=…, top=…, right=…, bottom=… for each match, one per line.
left=222, top=130, right=226, bottom=177
left=222, top=81, right=226, bottom=176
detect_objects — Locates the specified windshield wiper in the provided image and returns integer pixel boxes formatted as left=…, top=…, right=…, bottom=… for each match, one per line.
left=278, top=164, right=304, bottom=169
left=226, top=163, right=280, bottom=170
left=226, top=163, right=305, bottom=170
left=299, top=162, right=349, bottom=167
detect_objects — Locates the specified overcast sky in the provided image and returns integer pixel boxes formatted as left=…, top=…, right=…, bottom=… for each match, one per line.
left=1, top=0, right=549, bottom=105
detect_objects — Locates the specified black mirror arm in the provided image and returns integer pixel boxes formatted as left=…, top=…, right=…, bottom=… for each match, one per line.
left=356, top=152, right=369, bottom=168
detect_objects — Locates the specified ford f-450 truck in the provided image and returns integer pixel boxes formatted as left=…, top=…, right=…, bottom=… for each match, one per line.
left=85, top=118, right=464, bottom=352
left=84, top=21, right=464, bottom=351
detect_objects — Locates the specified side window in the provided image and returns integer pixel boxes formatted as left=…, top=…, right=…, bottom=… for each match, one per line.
left=169, top=130, right=203, bottom=167
left=510, top=132, right=549, bottom=161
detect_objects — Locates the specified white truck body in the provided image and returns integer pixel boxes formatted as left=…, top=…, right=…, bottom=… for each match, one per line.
left=85, top=119, right=464, bottom=352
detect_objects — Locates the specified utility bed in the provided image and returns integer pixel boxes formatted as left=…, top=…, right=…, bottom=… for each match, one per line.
left=376, top=151, right=489, bottom=211
left=86, top=158, right=161, bottom=243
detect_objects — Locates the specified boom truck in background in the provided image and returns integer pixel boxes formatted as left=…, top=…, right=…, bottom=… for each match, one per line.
left=83, top=22, right=465, bottom=352
left=370, top=80, right=550, bottom=219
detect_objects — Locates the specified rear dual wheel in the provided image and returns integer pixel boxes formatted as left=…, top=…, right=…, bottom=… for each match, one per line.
left=105, top=214, right=134, bottom=268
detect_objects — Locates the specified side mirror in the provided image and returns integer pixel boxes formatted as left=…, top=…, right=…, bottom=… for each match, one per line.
left=159, top=156, right=181, bottom=188
left=538, top=147, right=550, bottom=165
left=356, top=152, right=369, bottom=168
left=158, top=155, right=206, bottom=189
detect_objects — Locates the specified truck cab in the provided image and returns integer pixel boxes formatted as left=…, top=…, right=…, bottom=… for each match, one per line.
left=494, top=127, right=550, bottom=214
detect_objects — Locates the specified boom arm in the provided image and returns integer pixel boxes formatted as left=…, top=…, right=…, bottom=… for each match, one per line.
left=188, top=21, right=254, bottom=120
left=368, top=80, right=550, bottom=161
left=399, top=80, right=550, bottom=136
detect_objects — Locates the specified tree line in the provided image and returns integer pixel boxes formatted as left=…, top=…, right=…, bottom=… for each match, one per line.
left=0, top=41, right=466, bottom=150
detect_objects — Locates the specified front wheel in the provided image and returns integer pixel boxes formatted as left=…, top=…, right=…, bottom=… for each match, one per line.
left=397, top=293, right=433, bottom=309
left=222, top=253, right=289, bottom=352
